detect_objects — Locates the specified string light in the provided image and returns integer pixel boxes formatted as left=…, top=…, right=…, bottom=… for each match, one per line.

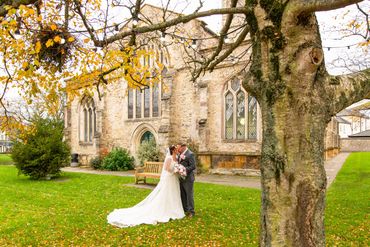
left=323, top=41, right=366, bottom=51
left=160, top=32, right=166, bottom=43
left=191, top=39, right=197, bottom=49
left=132, top=18, right=138, bottom=26
left=224, top=35, right=232, bottom=44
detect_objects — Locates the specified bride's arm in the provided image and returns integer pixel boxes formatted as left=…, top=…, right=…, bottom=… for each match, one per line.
left=164, top=156, right=173, bottom=173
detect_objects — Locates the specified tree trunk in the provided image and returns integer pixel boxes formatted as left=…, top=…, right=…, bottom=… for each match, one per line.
left=245, top=2, right=334, bottom=246
left=259, top=102, right=327, bottom=247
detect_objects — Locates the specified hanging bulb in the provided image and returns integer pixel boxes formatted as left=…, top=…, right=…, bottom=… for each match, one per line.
left=224, top=35, right=232, bottom=44
left=160, top=32, right=166, bottom=43
left=132, top=18, right=138, bottom=26
left=191, top=39, right=197, bottom=49
left=60, top=38, right=65, bottom=44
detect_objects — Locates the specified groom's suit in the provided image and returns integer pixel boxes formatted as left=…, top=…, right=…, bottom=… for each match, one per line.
left=179, top=149, right=196, bottom=215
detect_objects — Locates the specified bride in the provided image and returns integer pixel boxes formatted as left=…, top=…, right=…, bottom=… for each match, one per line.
left=107, top=145, right=185, bottom=227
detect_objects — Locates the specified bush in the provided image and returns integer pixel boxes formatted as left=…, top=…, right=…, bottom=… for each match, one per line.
left=90, top=156, right=103, bottom=170
left=102, top=147, right=134, bottom=171
left=137, top=138, right=160, bottom=165
left=11, top=118, right=70, bottom=180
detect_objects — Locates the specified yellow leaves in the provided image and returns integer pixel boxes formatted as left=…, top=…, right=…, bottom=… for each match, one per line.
left=22, top=62, right=29, bottom=69
left=68, top=37, right=75, bottom=43
left=36, top=15, right=42, bottom=22
left=83, top=38, right=90, bottom=44
left=35, top=41, right=42, bottom=53
left=45, top=39, right=54, bottom=48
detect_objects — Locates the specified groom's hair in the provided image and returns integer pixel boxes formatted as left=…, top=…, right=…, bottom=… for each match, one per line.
left=180, top=143, right=187, bottom=147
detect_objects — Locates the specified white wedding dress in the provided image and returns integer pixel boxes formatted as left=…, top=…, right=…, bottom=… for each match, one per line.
left=107, top=155, right=185, bottom=228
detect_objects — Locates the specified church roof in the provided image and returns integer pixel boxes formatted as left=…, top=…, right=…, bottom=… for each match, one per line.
left=335, top=116, right=351, bottom=125
left=337, top=109, right=369, bottom=118
left=348, top=130, right=370, bottom=138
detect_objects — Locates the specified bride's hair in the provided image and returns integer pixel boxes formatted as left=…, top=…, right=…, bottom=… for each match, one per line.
left=169, top=145, right=176, bottom=155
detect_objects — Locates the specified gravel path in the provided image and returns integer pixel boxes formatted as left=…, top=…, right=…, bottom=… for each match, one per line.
left=62, top=152, right=350, bottom=190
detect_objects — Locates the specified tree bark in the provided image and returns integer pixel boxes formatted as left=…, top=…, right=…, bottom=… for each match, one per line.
left=244, top=1, right=348, bottom=246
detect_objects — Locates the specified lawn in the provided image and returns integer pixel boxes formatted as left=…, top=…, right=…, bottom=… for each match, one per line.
left=0, top=154, right=13, bottom=165
left=325, top=152, right=370, bottom=246
left=0, top=152, right=368, bottom=246
left=0, top=166, right=260, bottom=246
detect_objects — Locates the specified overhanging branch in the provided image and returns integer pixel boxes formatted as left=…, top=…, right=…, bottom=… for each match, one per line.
left=329, top=68, right=370, bottom=113
left=94, top=7, right=249, bottom=47
left=293, top=0, right=363, bottom=14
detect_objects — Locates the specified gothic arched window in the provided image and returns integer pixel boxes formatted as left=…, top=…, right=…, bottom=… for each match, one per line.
left=80, top=97, right=96, bottom=143
left=127, top=41, right=169, bottom=120
left=224, top=79, right=258, bottom=140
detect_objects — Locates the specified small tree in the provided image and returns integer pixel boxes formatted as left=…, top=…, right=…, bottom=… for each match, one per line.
left=136, top=138, right=160, bottom=165
left=11, top=118, right=70, bottom=180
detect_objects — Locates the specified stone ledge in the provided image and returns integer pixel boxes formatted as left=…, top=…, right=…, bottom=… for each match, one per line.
left=209, top=168, right=260, bottom=177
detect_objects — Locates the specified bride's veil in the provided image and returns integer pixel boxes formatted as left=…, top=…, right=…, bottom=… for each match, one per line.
left=160, top=147, right=171, bottom=179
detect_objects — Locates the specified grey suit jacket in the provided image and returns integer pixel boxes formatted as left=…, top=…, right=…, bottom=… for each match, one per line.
left=179, top=149, right=196, bottom=181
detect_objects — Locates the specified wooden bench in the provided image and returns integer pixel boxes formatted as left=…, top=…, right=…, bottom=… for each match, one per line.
left=135, top=161, right=163, bottom=184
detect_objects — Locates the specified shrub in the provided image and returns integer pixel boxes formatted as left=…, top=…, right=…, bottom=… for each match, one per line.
left=90, top=156, right=103, bottom=170
left=11, top=118, right=70, bottom=180
left=137, top=138, right=160, bottom=165
left=102, top=147, right=134, bottom=171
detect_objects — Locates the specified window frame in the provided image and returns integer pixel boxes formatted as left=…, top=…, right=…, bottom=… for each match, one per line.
left=222, top=79, right=258, bottom=142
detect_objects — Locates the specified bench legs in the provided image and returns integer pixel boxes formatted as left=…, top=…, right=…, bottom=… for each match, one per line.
left=135, top=176, right=146, bottom=184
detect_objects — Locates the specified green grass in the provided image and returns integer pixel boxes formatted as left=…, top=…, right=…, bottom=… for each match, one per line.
left=0, top=152, right=368, bottom=246
left=0, top=154, right=13, bottom=165
left=325, top=152, right=370, bottom=246
left=0, top=166, right=260, bottom=246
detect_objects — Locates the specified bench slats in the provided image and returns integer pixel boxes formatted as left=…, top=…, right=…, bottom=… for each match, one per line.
left=135, top=161, right=163, bottom=184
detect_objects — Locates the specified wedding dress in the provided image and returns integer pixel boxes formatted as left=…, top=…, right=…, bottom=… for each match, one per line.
left=107, top=155, right=185, bottom=228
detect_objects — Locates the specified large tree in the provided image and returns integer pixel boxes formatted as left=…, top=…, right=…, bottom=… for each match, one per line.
left=0, top=0, right=369, bottom=246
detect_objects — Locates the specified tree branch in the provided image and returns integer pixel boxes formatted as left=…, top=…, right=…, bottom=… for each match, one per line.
left=329, top=68, right=370, bottom=114
left=94, top=7, right=249, bottom=47
left=294, top=0, right=363, bottom=13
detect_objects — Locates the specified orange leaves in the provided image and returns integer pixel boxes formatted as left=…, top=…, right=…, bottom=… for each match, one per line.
left=50, top=23, right=57, bottom=31
left=53, top=35, right=62, bottom=43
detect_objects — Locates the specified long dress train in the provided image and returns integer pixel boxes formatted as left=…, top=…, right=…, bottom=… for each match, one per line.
left=107, top=156, right=185, bottom=227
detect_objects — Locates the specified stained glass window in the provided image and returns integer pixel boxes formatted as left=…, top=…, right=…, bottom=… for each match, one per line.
left=84, top=109, right=87, bottom=142
left=248, top=96, right=257, bottom=139
left=152, top=84, right=159, bottom=117
left=231, top=78, right=240, bottom=91
left=88, top=109, right=93, bottom=141
left=236, top=91, right=245, bottom=139
left=144, top=87, right=150, bottom=117
left=128, top=89, right=133, bottom=119
left=225, top=92, right=234, bottom=139
left=136, top=90, right=142, bottom=118
left=224, top=79, right=258, bottom=141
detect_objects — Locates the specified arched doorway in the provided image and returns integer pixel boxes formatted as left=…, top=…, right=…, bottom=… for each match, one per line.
left=140, top=131, right=155, bottom=144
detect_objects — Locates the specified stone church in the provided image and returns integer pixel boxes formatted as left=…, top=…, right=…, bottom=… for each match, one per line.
left=64, top=1, right=339, bottom=174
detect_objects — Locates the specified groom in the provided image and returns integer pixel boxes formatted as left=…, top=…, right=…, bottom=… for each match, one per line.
left=178, top=143, right=196, bottom=217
